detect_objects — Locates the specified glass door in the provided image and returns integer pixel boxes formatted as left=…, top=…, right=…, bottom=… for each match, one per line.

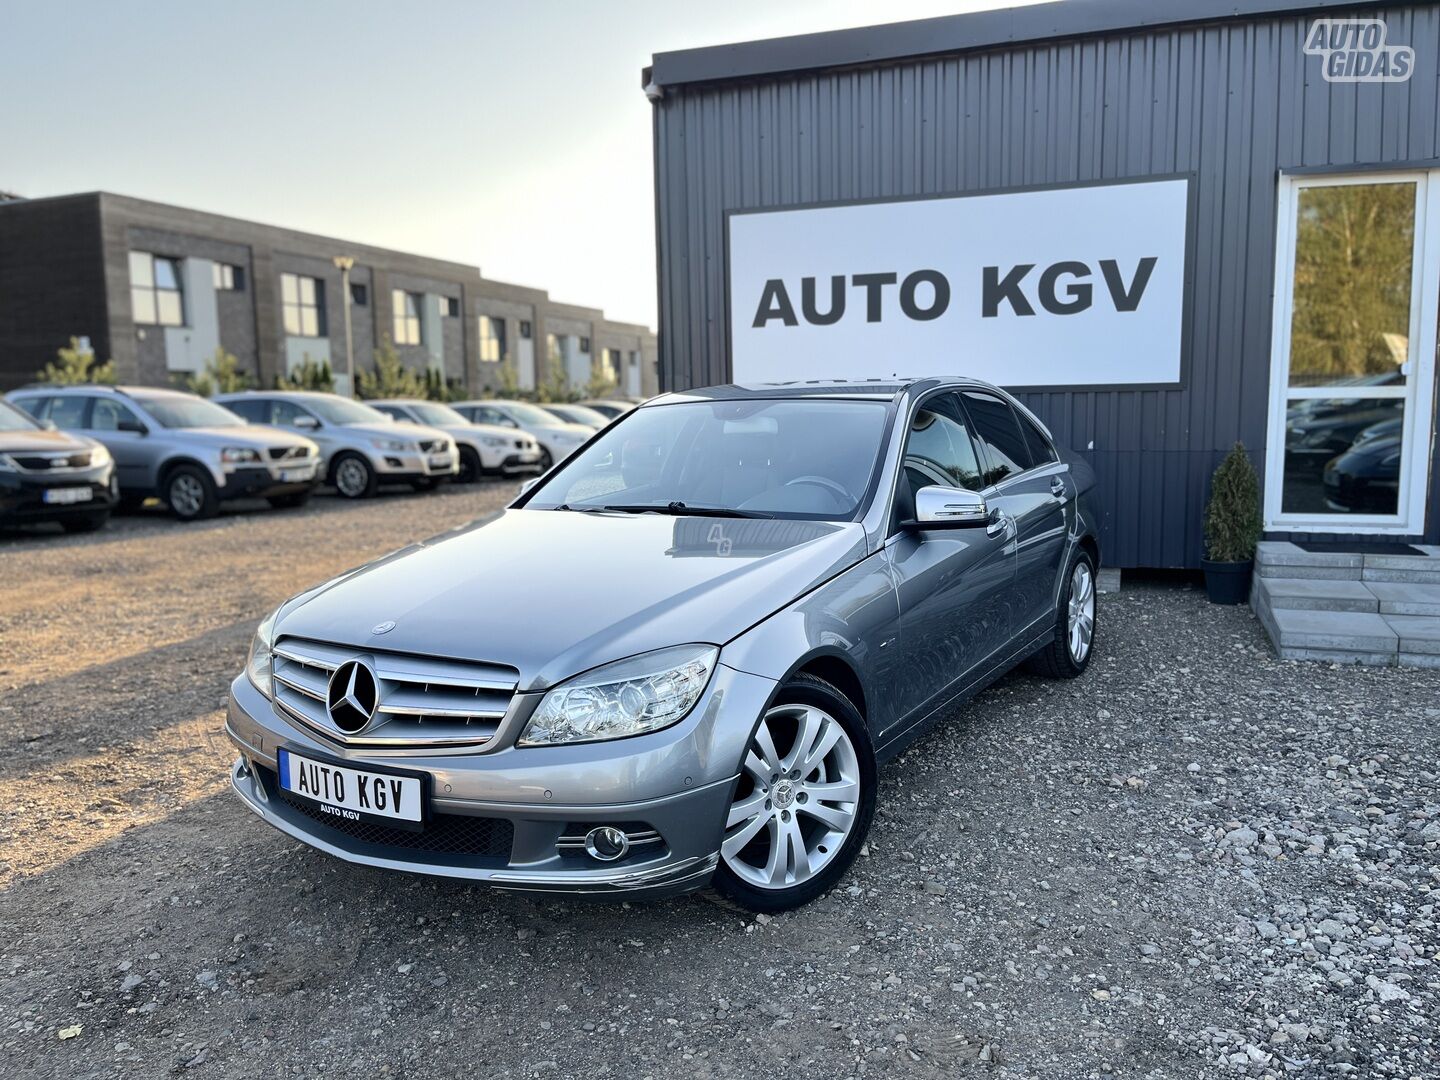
left=1265, top=172, right=1440, bottom=533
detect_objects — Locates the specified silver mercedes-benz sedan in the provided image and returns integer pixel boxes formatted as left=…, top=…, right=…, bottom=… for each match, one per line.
left=227, top=377, right=1100, bottom=911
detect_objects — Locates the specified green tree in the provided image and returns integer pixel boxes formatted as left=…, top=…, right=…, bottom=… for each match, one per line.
left=184, top=348, right=252, bottom=397
left=586, top=368, right=619, bottom=400
left=275, top=357, right=335, bottom=392
left=493, top=359, right=521, bottom=399
left=1204, top=443, right=1262, bottom=563
left=423, top=368, right=463, bottom=402
left=535, top=363, right=574, bottom=403
left=37, top=337, right=116, bottom=385
left=355, top=336, right=426, bottom=399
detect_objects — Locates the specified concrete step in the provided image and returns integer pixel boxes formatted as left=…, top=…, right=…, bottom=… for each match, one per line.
left=1252, top=576, right=1378, bottom=612
left=1255, top=542, right=1362, bottom=580
left=1386, top=615, right=1440, bottom=665
left=1259, top=606, right=1398, bottom=666
left=1368, top=581, right=1440, bottom=616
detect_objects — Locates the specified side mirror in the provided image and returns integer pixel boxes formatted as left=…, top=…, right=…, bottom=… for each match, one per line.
left=294, top=415, right=321, bottom=430
left=117, top=419, right=148, bottom=435
left=909, top=485, right=988, bottom=527
left=41, top=419, right=58, bottom=431
left=518, top=477, right=540, bottom=496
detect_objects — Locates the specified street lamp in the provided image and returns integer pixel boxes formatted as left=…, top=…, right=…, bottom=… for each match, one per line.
left=332, top=255, right=355, bottom=396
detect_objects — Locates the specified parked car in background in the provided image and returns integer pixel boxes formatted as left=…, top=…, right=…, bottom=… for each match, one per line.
left=0, top=398, right=118, bottom=533
left=368, top=399, right=543, bottom=483
left=578, top=399, right=637, bottom=420
left=215, top=391, right=457, bottom=499
left=449, top=399, right=591, bottom=470
left=228, top=377, right=1099, bottom=911
left=7, top=386, right=319, bottom=521
left=537, top=403, right=610, bottom=430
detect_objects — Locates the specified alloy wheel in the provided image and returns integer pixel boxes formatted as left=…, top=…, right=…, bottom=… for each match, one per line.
left=169, top=473, right=205, bottom=518
left=722, top=704, right=861, bottom=891
left=335, top=458, right=369, bottom=497
left=1067, top=561, right=1095, bottom=663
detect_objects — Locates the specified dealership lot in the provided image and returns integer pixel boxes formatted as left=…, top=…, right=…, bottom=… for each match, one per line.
left=1, top=488, right=1437, bottom=1079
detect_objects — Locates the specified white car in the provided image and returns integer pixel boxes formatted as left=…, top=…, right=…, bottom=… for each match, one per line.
left=368, top=399, right=543, bottom=483
left=216, top=391, right=458, bottom=499
left=450, top=400, right=593, bottom=471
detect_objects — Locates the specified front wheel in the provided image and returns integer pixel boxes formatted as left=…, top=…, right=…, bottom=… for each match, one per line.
left=536, top=447, right=553, bottom=472
left=1027, top=548, right=1097, bottom=678
left=711, top=673, right=876, bottom=913
left=165, top=465, right=219, bottom=521
left=331, top=453, right=377, bottom=499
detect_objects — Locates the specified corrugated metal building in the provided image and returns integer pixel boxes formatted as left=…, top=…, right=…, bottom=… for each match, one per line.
left=644, top=0, right=1440, bottom=568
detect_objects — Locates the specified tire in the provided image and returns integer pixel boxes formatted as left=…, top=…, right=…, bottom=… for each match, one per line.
left=330, top=453, right=377, bottom=499
left=456, top=447, right=482, bottom=485
left=61, top=511, right=109, bottom=533
left=1027, top=547, right=1097, bottom=678
left=537, top=447, right=553, bottom=472
left=711, top=673, right=877, bottom=913
left=164, top=464, right=219, bottom=521
left=266, top=492, right=311, bottom=510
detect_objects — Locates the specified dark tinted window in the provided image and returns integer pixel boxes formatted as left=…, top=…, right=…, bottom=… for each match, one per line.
left=224, top=398, right=269, bottom=423
left=91, top=398, right=143, bottom=431
left=962, top=391, right=1032, bottom=486
left=1020, top=413, right=1058, bottom=465
left=904, top=395, right=983, bottom=492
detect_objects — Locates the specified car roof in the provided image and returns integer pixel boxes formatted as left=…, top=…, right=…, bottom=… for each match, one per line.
left=643, top=377, right=968, bottom=404
left=12, top=383, right=192, bottom=399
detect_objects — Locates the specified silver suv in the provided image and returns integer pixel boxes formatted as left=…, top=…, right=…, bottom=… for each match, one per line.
left=367, top=399, right=542, bottom=484
left=228, top=377, right=1101, bottom=911
left=7, top=385, right=319, bottom=521
left=215, top=391, right=458, bottom=499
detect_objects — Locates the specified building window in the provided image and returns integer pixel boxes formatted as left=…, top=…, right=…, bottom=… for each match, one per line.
left=212, top=263, right=244, bottom=291
left=519, top=320, right=533, bottom=339
left=129, top=251, right=185, bottom=326
left=547, top=333, right=562, bottom=364
left=281, top=273, right=326, bottom=337
left=441, top=296, right=459, bottom=317
left=350, top=282, right=368, bottom=306
left=479, top=315, right=506, bottom=363
left=596, top=348, right=619, bottom=385
left=579, top=336, right=591, bottom=354
left=393, top=290, right=422, bottom=345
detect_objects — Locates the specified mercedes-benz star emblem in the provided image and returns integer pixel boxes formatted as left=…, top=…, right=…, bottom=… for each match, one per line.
left=371, top=620, right=396, bottom=635
left=326, top=659, right=379, bottom=733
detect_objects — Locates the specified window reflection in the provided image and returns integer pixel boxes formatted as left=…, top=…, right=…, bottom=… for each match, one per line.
left=1283, top=398, right=1403, bottom=515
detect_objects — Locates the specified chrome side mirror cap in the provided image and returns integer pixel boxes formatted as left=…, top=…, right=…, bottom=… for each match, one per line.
left=911, top=485, right=988, bottom=527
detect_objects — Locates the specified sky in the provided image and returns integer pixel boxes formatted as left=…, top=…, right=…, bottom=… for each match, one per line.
left=0, top=0, right=1049, bottom=329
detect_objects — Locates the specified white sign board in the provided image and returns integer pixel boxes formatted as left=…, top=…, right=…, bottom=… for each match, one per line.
left=727, top=178, right=1189, bottom=388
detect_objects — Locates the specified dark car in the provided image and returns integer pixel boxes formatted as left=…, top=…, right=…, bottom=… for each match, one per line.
left=1324, top=433, right=1402, bottom=514
left=0, top=398, right=118, bottom=533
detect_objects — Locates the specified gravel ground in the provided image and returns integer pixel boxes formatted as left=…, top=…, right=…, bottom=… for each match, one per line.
left=2, top=488, right=1438, bottom=1080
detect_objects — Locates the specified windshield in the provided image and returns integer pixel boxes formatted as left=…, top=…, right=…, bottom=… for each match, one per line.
left=0, top=399, right=40, bottom=432
left=308, top=397, right=389, bottom=425
left=136, top=395, right=244, bottom=429
left=499, top=401, right=565, bottom=427
left=552, top=405, right=608, bottom=426
left=408, top=402, right=467, bottom=427
left=527, top=399, right=891, bottom=520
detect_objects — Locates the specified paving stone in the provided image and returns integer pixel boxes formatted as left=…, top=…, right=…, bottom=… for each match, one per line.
left=1362, top=567, right=1440, bottom=585
left=1267, top=608, right=1398, bottom=653
left=1383, top=615, right=1440, bottom=655
left=1253, top=577, right=1377, bottom=612
left=1258, top=562, right=1363, bottom=581
left=1399, top=651, right=1440, bottom=669
left=1363, top=549, right=1440, bottom=570
left=1256, top=542, right=1362, bottom=569
left=1367, top=581, right=1440, bottom=616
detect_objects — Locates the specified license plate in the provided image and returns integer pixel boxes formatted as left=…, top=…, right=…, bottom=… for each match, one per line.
left=276, top=748, right=426, bottom=827
left=43, top=487, right=93, bottom=505
left=278, top=465, right=315, bottom=483
left=428, top=453, right=453, bottom=469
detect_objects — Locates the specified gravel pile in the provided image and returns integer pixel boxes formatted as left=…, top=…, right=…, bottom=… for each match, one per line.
left=2, top=497, right=1437, bottom=1079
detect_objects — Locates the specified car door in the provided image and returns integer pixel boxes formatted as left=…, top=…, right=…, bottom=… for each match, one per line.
left=884, top=391, right=1017, bottom=730
left=267, top=399, right=335, bottom=461
left=86, top=396, right=152, bottom=491
left=960, top=390, right=1069, bottom=639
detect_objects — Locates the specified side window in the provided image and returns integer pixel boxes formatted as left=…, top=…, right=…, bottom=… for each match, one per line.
left=270, top=400, right=313, bottom=427
left=45, top=395, right=92, bottom=430
left=10, top=396, right=49, bottom=421
left=91, top=398, right=142, bottom=431
left=1020, top=412, right=1059, bottom=466
left=478, top=406, right=514, bottom=427
left=223, top=398, right=267, bottom=423
left=903, top=394, right=984, bottom=492
left=961, top=391, right=1033, bottom=486
left=373, top=405, right=407, bottom=421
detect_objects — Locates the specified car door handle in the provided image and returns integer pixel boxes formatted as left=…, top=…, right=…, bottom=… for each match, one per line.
left=986, top=509, right=1017, bottom=541
left=1050, top=477, right=1067, bottom=499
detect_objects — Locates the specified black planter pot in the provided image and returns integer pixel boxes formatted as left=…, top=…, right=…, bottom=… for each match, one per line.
left=1202, top=558, right=1254, bottom=605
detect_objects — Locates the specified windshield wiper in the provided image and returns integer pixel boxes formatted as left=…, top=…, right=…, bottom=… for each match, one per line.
left=597, top=501, right=773, bottom=519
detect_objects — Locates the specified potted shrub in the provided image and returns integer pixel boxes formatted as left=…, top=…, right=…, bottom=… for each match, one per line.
left=1202, top=442, right=1262, bottom=604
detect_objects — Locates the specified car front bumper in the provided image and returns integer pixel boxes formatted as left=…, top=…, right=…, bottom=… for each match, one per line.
left=0, top=466, right=118, bottom=524
left=218, top=462, right=320, bottom=501
left=224, top=662, right=776, bottom=898
left=372, top=449, right=457, bottom=478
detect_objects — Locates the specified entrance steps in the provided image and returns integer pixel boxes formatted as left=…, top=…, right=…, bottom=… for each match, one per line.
left=1251, top=542, right=1440, bottom=667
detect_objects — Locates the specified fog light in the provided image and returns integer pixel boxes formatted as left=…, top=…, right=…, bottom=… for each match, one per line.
left=584, top=826, right=630, bottom=862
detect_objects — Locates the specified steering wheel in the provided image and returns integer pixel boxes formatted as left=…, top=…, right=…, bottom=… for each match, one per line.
left=783, top=475, right=853, bottom=506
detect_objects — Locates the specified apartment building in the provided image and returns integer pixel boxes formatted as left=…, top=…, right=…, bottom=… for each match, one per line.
left=0, top=192, right=658, bottom=397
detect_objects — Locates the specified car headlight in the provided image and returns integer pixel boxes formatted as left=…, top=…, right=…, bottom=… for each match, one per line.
left=88, top=444, right=111, bottom=467
left=480, top=435, right=508, bottom=448
left=371, top=438, right=416, bottom=452
left=222, top=447, right=262, bottom=464
left=246, top=606, right=280, bottom=699
left=518, top=645, right=718, bottom=746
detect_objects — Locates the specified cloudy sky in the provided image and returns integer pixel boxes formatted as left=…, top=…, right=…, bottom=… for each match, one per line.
left=1, top=0, right=1047, bottom=328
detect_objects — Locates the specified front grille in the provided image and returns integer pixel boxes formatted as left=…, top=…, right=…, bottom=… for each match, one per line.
left=271, top=636, right=517, bottom=749
left=267, top=445, right=312, bottom=461
left=13, top=451, right=91, bottom=471
left=261, top=767, right=513, bottom=861
left=514, top=440, right=528, bottom=450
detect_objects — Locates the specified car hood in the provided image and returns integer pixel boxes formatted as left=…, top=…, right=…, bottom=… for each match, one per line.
left=164, top=425, right=317, bottom=450
left=339, top=421, right=451, bottom=443
left=275, top=509, right=868, bottom=690
left=0, top=427, right=96, bottom=453
left=439, top=422, right=529, bottom=442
